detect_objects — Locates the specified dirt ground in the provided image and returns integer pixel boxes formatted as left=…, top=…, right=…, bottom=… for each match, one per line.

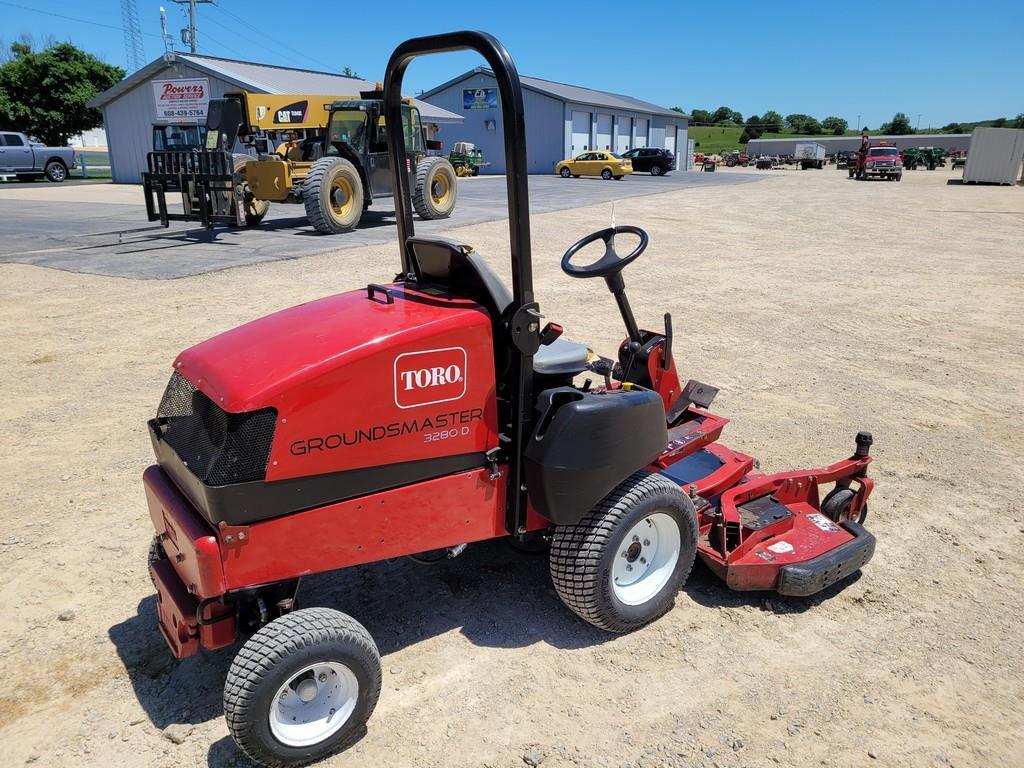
left=1, top=166, right=1022, bottom=768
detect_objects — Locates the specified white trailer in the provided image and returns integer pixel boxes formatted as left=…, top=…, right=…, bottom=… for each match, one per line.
left=795, top=142, right=826, bottom=170
left=963, top=128, right=1024, bottom=185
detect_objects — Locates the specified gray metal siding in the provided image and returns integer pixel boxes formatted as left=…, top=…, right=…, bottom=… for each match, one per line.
left=420, top=72, right=563, bottom=174
left=420, top=74, right=688, bottom=174
left=103, top=62, right=236, bottom=183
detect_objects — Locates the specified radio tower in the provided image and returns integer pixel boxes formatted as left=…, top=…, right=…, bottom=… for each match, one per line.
left=121, top=0, right=146, bottom=71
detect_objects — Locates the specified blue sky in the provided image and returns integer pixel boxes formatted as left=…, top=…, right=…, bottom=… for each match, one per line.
left=2, top=0, right=1021, bottom=129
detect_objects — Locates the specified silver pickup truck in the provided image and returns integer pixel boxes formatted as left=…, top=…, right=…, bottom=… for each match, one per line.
left=0, top=131, right=77, bottom=182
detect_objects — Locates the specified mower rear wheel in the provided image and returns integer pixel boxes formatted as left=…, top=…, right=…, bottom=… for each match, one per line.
left=821, top=487, right=867, bottom=525
left=304, top=157, right=364, bottom=234
left=412, top=157, right=458, bottom=220
left=224, top=607, right=381, bottom=768
left=550, top=471, right=697, bottom=633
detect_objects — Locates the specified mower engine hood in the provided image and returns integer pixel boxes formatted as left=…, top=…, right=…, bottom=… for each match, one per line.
left=172, top=285, right=486, bottom=413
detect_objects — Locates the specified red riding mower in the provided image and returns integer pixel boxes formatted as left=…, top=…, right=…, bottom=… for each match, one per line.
left=143, top=32, right=877, bottom=767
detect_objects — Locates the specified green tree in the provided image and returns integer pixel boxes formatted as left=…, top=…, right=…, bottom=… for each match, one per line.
left=711, top=106, right=734, bottom=124
left=1014, top=114, right=1024, bottom=129
left=761, top=110, right=783, bottom=133
left=741, top=114, right=762, bottom=143
left=670, top=106, right=685, bottom=114
left=880, top=112, right=913, bottom=135
left=941, top=121, right=964, bottom=133
left=729, top=110, right=743, bottom=124
left=785, top=113, right=813, bottom=132
left=341, top=65, right=361, bottom=78
left=690, top=108, right=711, bottom=124
left=821, top=116, right=848, bottom=135
left=991, top=117, right=1007, bottom=128
left=0, top=41, right=123, bottom=146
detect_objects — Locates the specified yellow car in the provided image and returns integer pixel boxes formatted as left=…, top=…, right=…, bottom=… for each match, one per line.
left=556, top=151, right=632, bottom=180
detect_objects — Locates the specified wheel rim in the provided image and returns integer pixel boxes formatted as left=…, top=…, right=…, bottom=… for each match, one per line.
left=269, top=661, right=359, bottom=747
left=602, top=170, right=612, bottom=179
left=49, top=164, right=65, bottom=181
left=430, top=172, right=451, bottom=205
left=611, top=512, right=681, bottom=606
left=329, top=176, right=354, bottom=218
left=652, top=166, right=661, bottom=175
left=560, top=168, right=570, bottom=177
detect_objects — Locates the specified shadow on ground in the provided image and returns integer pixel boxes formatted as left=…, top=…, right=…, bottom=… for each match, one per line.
left=108, top=538, right=862, bottom=765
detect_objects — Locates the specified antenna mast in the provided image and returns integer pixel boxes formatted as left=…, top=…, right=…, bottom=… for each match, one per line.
left=120, top=0, right=146, bottom=71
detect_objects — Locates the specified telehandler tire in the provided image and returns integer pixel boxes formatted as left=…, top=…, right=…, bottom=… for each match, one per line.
left=304, top=157, right=365, bottom=234
left=550, top=471, right=697, bottom=633
left=232, top=154, right=270, bottom=226
left=224, top=607, right=381, bottom=767
left=412, top=157, right=458, bottom=220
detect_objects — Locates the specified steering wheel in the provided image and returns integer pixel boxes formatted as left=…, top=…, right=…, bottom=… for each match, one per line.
left=560, top=225, right=648, bottom=280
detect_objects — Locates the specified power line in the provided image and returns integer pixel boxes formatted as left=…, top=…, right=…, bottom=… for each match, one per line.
left=0, top=0, right=162, bottom=37
left=208, top=2, right=338, bottom=72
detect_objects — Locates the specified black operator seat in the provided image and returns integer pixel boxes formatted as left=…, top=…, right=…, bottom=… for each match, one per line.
left=406, top=236, right=589, bottom=377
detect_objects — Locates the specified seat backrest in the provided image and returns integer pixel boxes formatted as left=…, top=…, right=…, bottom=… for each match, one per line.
left=407, top=236, right=512, bottom=321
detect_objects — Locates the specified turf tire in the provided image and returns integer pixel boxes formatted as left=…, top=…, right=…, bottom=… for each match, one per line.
left=550, top=471, right=697, bottom=633
left=224, top=607, right=381, bottom=768
left=821, top=487, right=867, bottom=525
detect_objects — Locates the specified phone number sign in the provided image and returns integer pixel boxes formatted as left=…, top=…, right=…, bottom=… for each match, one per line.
left=153, top=78, right=210, bottom=123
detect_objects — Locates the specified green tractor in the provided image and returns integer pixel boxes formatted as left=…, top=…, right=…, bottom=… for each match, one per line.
left=903, top=147, right=944, bottom=171
left=448, top=141, right=489, bottom=177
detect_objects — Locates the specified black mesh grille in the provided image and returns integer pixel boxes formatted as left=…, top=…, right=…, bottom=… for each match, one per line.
left=156, top=371, right=277, bottom=486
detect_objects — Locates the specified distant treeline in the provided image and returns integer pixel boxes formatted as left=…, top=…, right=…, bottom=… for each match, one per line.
left=671, top=106, right=1024, bottom=142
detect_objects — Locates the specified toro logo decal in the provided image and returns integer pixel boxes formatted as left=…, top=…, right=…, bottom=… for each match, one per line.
left=394, top=347, right=467, bottom=409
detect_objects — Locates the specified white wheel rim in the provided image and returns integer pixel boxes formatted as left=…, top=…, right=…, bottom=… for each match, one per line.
left=611, top=512, right=681, bottom=606
left=269, top=661, right=359, bottom=747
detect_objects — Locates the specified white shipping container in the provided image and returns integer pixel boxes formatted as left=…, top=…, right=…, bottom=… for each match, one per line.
left=963, top=127, right=1024, bottom=185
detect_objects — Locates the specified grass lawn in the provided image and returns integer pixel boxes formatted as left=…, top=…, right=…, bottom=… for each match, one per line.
left=74, top=150, right=111, bottom=179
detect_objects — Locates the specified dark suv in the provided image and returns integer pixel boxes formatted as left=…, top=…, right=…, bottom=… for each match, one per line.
left=620, top=147, right=674, bottom=176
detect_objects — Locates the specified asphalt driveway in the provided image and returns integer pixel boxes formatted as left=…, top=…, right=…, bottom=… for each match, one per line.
left=0, top=170, right=760, bottom=279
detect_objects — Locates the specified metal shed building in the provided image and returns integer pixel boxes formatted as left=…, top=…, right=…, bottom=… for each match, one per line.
left=87, top=53, right=463, bottom=184
left=747, top=133, right=973, bottom=157
left=419, top=68, right=689, bottom=174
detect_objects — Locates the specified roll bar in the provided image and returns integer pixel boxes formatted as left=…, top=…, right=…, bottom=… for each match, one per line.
left=383, top=31, right=538, bottom=536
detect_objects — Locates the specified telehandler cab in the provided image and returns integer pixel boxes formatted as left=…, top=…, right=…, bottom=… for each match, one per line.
left=141, top=88, right=458, bottom=234
left=143, top=32, right=878, bottom=767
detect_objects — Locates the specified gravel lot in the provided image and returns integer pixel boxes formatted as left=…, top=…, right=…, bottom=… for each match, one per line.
left=1, top=166, right=1022, bottom=768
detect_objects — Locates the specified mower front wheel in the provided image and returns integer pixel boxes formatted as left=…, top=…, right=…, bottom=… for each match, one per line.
left=550, top=472, right=697, bottom=633
left=821, top=487, right=867, bottom=525
left=224, top=607, right=381, bottom=767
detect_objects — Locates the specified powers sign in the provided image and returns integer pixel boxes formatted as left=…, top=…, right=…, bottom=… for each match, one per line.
left=394, top=347, right=467, bottom=409
left=153, top=78, right=210, bottom=123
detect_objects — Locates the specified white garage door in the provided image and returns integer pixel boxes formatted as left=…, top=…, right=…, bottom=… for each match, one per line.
left=635, top=118, right=649, bottom=148
left=571, top=110, right=591, bottom=153
left=595, top=113, right=613, bottom=151
left=665, top=126, right=676, bottom=158
left=616, top=117, right=632, bottom=153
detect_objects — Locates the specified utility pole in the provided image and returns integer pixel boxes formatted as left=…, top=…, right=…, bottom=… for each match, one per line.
left=917, top=114, right=921, bottom=131
left=171, top=0, right=212, bottom=54
left=857, top=114, right=861, bottom=133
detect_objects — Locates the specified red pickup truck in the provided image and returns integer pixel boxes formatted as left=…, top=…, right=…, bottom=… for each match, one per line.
left=850, top=143, right=903, bottom=181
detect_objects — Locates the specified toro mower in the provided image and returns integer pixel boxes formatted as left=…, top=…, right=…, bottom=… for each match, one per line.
left=143, top=32, right=877, bottom=767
